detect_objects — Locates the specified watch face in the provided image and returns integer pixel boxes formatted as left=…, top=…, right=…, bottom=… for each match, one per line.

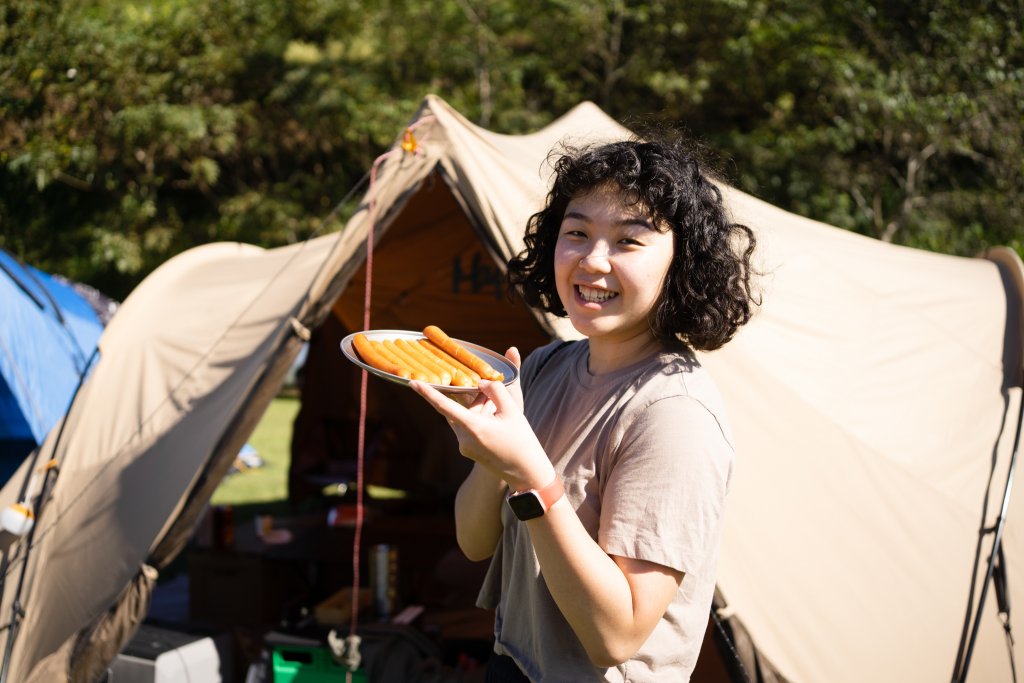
left=507, top=492, right=545, bottom=521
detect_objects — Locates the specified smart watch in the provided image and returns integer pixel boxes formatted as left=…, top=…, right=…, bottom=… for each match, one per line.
left=507, top=474, right=565, bottom=521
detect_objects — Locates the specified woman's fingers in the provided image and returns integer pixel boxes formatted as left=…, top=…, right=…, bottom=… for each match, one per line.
left=477, top=379, right=519, bottom=416
left=410, top=373, right=544, bottom=483
left=500, top=346, right=524, bottom=410
left=410, top=378, right=516, bottom=432
left=408, top=380, right=468, bottom=421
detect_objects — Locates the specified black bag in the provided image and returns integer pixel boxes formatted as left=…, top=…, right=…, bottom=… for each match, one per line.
left=263, top=623, right=463, bottom=683
left=340, top=623, right=448, bottom=683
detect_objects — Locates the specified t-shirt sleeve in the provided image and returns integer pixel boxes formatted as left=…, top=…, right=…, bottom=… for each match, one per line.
left=598, top=395, right=734, bottom=576
left=520, top=340, right=566, bottom=394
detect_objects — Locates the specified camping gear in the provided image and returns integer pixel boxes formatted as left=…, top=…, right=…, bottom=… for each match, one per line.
left=262, top=623, right=447, bottom=683
left=106, top=622, right=233, bottom=682
left=0, top=250, right=105, bottom=481
left=0, top=94, right=1020, bottom=682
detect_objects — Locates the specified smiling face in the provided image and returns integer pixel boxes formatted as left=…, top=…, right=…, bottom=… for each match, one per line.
left=554, top=183, right=675, bottom=360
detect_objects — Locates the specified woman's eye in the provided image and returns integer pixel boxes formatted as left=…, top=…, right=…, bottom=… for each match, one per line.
left=620, top=237, right=643, bottom=246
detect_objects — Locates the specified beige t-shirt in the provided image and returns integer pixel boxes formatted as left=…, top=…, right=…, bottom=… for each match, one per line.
left=477, top=339, right=735, bottom=682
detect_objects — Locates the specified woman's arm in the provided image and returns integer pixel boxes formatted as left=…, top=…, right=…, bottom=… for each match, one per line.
left=410, top=376, right=681, bottom=666
left=441, top=346, right=541, bottom=561
left=453, top=462, right=506, bottom=561
left=527, top=498, right=682, bottom=666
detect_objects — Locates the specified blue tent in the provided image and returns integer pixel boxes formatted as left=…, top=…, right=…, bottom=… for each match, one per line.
left=0, top=250, right=105, bottom=480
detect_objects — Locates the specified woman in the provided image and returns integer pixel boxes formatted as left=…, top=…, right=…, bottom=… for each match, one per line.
left=411, top=135, right=758, bottom=682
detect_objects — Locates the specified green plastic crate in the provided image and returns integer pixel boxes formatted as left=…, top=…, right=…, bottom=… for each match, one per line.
left=271, top=643, right=367, bottom=683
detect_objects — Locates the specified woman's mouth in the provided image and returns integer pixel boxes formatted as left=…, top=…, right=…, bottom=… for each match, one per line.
left=576, top=284, right=618, bottom=304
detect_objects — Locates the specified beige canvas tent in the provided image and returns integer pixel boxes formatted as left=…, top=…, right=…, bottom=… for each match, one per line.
left=0, top=94, right=1020, bottom=682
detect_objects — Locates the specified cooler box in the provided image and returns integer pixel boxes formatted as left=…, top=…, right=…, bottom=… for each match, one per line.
left=108, top=622, right=233, bottom=682
left=267, top=631, right=367, bottom=683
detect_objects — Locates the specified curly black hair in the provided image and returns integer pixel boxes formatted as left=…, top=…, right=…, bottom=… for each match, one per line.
left=507, top=135, right=759, bottom=351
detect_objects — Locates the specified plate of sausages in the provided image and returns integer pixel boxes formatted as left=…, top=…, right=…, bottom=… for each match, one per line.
left=340, top=325, right=518, bottom=393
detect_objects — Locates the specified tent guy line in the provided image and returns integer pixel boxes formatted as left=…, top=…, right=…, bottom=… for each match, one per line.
left=952, top=385, right=1024, bottom=682
left=339, top=117, right=435, bottom=676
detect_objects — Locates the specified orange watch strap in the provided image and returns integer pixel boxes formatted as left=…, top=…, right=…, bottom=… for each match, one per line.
left=517, top=474, right=564, bottom=509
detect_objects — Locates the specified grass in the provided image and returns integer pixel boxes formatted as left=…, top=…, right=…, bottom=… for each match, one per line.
left=211, top=394, right=300, bottom=508
left=208, top=391, right=407, bottom=512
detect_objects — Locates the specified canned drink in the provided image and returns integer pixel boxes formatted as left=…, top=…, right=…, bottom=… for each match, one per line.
left=369, top=544, right=398, bottom=618
left=254, top=511, right=272, bottom=538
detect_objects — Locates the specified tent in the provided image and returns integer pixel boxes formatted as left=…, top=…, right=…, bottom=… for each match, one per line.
left=0, top=250, right=106, bottom=482
left=0, top=94, right=1020, bottom=682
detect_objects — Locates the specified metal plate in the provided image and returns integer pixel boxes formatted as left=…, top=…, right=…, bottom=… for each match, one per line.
left=340, top=329, right=518, bottom=393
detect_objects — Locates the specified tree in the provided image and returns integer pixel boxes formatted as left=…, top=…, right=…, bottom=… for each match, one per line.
left=629, top=0, right=1023, bottom=255
left=2, top=0, right=1021, bottom=299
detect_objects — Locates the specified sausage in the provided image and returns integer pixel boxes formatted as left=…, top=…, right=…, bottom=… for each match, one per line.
left=383, top=339, right=442, bottom=384
left=396, top=338, right=453, bottom=385
left=372, top=339, right=432, bottom=381
left=352, top=334, right=412, bottom=379
left=423, top=325, right=504, bottom=381
left=354, top=329, right=506, bottom=388
left=418, top=340, right=479, bottom=386
left=416, top=341, right=476, bottom=387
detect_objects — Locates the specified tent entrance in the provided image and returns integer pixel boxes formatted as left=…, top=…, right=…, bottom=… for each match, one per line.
left=293, top=168, right=552, bottom=506
left=274, top=172, right=559, bottom=657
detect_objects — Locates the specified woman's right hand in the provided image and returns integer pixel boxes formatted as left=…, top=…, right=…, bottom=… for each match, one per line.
left=451, top=346, right=523, bottom=414
left=409, top=347, right=553, bottom=491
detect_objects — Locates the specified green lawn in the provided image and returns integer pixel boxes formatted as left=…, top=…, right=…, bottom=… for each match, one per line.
left=208, top=392, right=406, bottom=516
left=211, top=395, right=300, bottom=507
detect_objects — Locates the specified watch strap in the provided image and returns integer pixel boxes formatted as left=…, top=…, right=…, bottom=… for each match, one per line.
left=508, top=474, right=564, bottom=519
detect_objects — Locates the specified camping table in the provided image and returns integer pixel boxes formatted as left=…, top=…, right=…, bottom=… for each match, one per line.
left=188, top=509, right=478, bottom=629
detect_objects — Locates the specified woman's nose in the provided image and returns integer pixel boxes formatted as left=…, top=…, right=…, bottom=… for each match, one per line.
left=578, top=243, right=612, bottom=272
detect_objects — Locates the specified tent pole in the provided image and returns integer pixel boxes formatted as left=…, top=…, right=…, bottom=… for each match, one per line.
left=954, top=382, right=1024, bottom=682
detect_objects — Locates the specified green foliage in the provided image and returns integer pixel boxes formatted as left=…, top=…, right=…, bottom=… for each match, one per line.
left=681, top=0, right=1024, bottom=255
left=2, top=0, right=1021, bottom=299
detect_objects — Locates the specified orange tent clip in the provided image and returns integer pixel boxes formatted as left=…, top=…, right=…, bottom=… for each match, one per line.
left=400, top=127, right=418, bottom=154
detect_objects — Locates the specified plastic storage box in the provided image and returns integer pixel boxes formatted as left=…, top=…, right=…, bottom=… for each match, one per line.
left=268, top=632, right=366, bottom=683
